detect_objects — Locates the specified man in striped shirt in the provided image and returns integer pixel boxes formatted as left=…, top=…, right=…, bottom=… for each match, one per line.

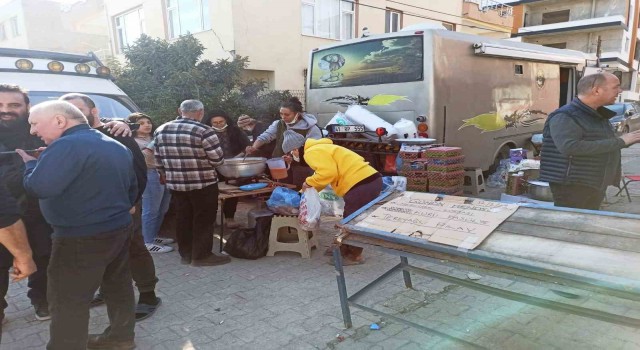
left=154, top=100, right=230, bottom=267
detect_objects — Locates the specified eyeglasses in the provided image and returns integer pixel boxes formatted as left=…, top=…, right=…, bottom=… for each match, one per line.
left=211, top=120, right=226, bottom=125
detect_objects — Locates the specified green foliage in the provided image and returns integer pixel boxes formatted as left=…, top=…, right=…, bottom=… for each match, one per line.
left=110, top=34, right=291, bottom=124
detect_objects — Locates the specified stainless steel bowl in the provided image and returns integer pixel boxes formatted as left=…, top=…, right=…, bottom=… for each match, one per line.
left=216, top=157, right=267, bottom=179
left=527, top=180, right=554, bottom=202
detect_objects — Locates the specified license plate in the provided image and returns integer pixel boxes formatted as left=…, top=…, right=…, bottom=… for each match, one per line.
left=333, top=125, right=365, bottom=133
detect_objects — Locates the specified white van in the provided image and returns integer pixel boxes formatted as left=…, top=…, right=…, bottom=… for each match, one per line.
left=0, top=48, right=138, bottom=117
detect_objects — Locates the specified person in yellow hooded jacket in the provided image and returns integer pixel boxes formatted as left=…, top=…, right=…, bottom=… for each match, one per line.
left=281, top=130, right=382, bottom=265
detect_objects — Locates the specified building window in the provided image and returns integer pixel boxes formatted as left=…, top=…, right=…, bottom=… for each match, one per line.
left=9, top=17, right=19, bottom=37
left=301, top=0, right=355, bottom=40
left=541, top=10, right=570, bottom=25
left=115, top=8, right=145, bottom=53
left=385, top=9, right=401, bottom=33
left=441, top=22, right=455, bottom=31
left=167, top=0, right=211, bottom=39
left=0, top=23, right=6, bottom=41
left=543, top=42, right=567, bottom=49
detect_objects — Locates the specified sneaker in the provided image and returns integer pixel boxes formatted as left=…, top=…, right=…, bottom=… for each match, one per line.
left=145, top=243, right=173, bottom=254
left=34, top=304, right=51, bottom=321
left=90, top=293, right=105, bottom=308
left=87, top=333, right=135, bottom=350
left=154, top=237, right=175, bottom=245
left=191, top=254, right=231, bottom=267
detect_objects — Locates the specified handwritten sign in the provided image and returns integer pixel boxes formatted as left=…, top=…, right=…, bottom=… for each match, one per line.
left=355, top=192, right=518, bottom=249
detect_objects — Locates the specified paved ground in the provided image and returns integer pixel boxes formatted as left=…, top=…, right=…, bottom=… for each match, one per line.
left=4, top=146, right=640, bottom=349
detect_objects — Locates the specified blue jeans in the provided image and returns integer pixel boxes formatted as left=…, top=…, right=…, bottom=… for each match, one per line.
left=142, top=170, right=171, bottom=244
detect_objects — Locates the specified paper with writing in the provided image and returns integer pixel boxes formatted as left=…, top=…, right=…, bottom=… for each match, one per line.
left=355, top=192, right=519, bottom=249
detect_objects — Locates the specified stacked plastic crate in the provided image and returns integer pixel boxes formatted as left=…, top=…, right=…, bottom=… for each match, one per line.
left=425, top=147, right=465, bottom=196
left=397, top=144, right=429, bottom=192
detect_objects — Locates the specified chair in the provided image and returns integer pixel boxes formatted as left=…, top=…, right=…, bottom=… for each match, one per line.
left=614, top=172, right=640, bottom=202
left=266, top=215, right=318, bottom=259
left=463, top=168, right=486, bottom=195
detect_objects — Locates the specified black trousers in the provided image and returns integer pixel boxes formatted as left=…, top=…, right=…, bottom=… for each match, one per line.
left=47, top=225, right=135, bottom=350
left=0, top=251, right=48, bottom=310
left=129, top=202, right=158, bottom=293
left=0, top=214, right=51, bottom=313
left=171, top=183, right=219, bottom=261
left=549, top=183, right=605, bottom=210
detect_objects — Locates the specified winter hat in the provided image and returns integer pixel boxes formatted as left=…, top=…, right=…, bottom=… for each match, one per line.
left=237, top=114, right=255, bottom=128
left=282, top=130, right=306, bottom=154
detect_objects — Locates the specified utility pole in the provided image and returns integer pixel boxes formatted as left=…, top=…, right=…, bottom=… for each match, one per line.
left=596, top=35, right=602, bottom=67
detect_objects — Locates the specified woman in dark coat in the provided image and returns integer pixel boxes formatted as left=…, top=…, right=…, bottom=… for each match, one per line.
left=202, top=110, right=251, bottom=229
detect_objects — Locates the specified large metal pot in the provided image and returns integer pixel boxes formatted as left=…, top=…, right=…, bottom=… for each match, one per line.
left=527, top=180, right=554, bottom=202
left=216, top=157, right=267, bottom=179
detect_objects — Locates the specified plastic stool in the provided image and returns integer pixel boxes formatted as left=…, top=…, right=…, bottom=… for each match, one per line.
left=463, top=168, right=486, bottom=195
left=266, top=215, right=317, bottom=258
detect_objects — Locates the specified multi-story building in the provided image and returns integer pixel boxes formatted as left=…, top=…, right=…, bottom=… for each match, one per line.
left=0, top=0, right=110, bottom=58
left=510, top=0, right=640, bottom=101
left=460, top=0, right=516, bottom=39
left=105, top=0, right=463, bottom=91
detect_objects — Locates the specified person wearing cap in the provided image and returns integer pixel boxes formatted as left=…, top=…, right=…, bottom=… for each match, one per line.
left=282, top=130, right=382, bottom=265
left=237, top=114, right=275, bottom=158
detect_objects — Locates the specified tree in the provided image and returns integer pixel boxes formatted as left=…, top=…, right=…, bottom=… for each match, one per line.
left=111, top=34, right=291, bottom=124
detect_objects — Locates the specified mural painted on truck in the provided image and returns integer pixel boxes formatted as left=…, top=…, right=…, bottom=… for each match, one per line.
left=458, top=85, right=548, bottom=133
left=310, top=36, right=424, bottom=89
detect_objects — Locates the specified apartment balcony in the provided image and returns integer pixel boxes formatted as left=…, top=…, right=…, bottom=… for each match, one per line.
left=518, top=15, right=627, bottom=36
left=463, top=0, right=514, bottom=28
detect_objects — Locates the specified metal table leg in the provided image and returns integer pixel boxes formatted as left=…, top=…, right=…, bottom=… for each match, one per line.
left=400, top=256, right=413, bottom=289
left=219, top=198, right=225, bottom=253
left=333, top=246, right=352, bottom=328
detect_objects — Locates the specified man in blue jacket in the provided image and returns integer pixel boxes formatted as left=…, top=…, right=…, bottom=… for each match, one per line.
left=16, top=100, right=138, bottom=350
left=540, top=72, right=640, bottom=209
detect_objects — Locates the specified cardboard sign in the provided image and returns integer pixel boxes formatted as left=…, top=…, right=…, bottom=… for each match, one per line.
left=355, top=192, right=519, bottom=249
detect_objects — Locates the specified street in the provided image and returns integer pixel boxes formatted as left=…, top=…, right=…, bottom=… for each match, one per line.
left=3, top=145, right=640, bottom=350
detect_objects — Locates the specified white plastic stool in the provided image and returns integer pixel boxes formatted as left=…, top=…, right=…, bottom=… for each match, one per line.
left=266, top=215, right=317, bottom=258
left=464, top=168, right=486, bottom=195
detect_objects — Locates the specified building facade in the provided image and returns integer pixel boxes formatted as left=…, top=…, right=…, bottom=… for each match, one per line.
left=460, top=0, right=516, bottom=38
left=0, top=0, right=110, bottom=58
left=105, top=0, right=464, bottom=91
left=511, top=0, right=640, bottom=101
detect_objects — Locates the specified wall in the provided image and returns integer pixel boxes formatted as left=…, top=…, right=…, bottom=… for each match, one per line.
left=0, top=0, right=28, bottom=49
left=524, top=0, right=627, bottom=26
left=105, top=0, right=233, bottom=61
left=522, top=28, right=625, bottom=53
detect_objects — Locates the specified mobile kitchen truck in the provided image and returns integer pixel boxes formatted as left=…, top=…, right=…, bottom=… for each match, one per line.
left=0, top=48, right=138, bottom=117
left=306, top=26, right=594, bottom=171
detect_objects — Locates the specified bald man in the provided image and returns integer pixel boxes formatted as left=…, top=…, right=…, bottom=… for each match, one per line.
left=16, top=101, right=137, bottom=350
left=540, top=72, right=640, bottom=210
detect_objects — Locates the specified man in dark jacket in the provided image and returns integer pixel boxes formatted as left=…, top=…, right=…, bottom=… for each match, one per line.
left=17, top=100, right=137, bottom=349
left=0, top=84, right=51, bottom=321
left=540, top=72, right=640, bottom=209
left=60, top=93, right=162, bottom=321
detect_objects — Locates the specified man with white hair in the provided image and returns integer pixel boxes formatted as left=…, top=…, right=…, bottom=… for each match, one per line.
left=16, top=100, right=138, bottom=350
left=154, top=99, right=229, bottom=267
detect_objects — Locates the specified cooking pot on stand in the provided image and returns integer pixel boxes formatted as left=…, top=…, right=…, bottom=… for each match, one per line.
left=216, top=157, right=267, bottom=179
left=527, top=180, right=554, bottom=202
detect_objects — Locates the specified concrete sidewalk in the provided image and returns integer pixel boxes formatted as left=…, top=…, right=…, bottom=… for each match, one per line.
left=3, top=146, right=640, bottom=349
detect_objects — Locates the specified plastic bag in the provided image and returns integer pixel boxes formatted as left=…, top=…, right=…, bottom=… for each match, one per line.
left=318, top=186, right=345, bottom=217
left=223, top=215, right=272, bottom=259
left=382, top=176, right=407, bottom=192
left=298, top=188, right=322, bottom=231
left=266, top=187, right=301, bottom=215
left=487, top=159, right=510, bottom=188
